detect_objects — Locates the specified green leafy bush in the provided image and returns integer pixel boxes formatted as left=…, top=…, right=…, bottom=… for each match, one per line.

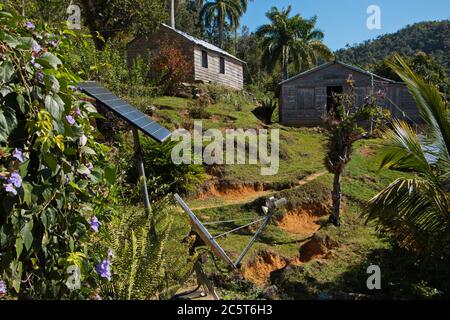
left=252, top=98, right=278, bottom=124
left=64, top=37, right=154, bottom=98
left=0, top=10, right=115, bottom=299
left=99, top=198, right=189, bottom=300
left=188, top=98, right=210, bottom=119
left=119, top=134, right=205, bottom=201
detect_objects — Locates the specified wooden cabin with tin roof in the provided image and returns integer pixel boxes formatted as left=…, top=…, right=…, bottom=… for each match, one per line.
left=127, top=24, right=245, bottom=90
left=278, top=60, right=421, bottom=126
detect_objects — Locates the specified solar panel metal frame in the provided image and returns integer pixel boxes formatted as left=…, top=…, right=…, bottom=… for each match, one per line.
left=79, top=81, right=171, bottom=143
left=174, top=194, right=237, bottom=269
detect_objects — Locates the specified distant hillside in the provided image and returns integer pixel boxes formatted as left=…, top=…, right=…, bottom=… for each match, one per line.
left=335, top=20, right=450, bottom=72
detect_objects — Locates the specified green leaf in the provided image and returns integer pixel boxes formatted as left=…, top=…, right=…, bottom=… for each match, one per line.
left=16, top=37, right=35, bottom=50
left=1, top=33, right=19, bottom=48
left=80, top=146, right=96, bottom=155
left=77, top=165, right=91, bottom=176
left=19, top=159, right=29, bottom=177
left=16, top=94, right=25, bottom=113
left=21, top=182, right=32, bottom=206
left=21, top=220, right=34, bottom=251
left=105, top=166, right=117, bottom=185
left=36, top=52, right=62, bottom=69
left=0, top=105, right=17, bottom=142
left=11, top=260, right=23, bottom=293
left=45, top=94, right=64, bottom=120
left=15, top=237, right=23, bottom=258
left=64, top=148, right=77, bottom=156
left=44, top=152, right=58, bottom=172
left=0, top=11, right=14, bottom=19
left=0, top=61, right=14, bottom=83
left=43, top=74, right=60, bottom=93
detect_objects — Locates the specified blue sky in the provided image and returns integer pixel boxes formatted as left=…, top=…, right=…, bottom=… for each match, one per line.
left=240, top=0, right=450, bottom=51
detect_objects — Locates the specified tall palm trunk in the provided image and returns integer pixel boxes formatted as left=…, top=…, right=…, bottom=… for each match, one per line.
left=330, top=172, right=341, bottom=226
left=282, top=46, right=289, bottom=80
left=218, top=16, right=224, bottom=48
left=234, top=27, right=238, bottom=54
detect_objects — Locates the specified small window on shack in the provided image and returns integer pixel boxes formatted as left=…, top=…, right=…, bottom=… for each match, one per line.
left=220, top=57, right=225, bottom=74
left=202, top=50, right=208, bottom=68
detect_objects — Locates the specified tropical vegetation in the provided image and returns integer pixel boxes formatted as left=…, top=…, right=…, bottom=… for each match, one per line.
left=365, top=55, right=450, bottom=255
left=0, top=0, right=449, bottom=301
left=256, top=5, right=333, bottom=80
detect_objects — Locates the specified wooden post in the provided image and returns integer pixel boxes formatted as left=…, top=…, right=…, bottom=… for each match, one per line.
left=133, top=128, right=151, bottom=214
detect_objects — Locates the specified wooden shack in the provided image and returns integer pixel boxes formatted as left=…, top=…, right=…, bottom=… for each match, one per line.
left=278, top=61, right=421, bottom=126
left=127, top=24, right=244, bottom=90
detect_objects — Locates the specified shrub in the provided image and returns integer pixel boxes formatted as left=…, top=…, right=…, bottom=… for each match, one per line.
left=65, top=38, right=153, bottom=98
left=101, top=199, right=180, bottom=299
left=119, top=134, right=205, bottom=201
left=253, top=98, right=278, bottom=124
left=188, top=98, right=210, bottom=119
left=151, top=38, right=191, bottom=95
left=0, top=11, right=115, bottom=299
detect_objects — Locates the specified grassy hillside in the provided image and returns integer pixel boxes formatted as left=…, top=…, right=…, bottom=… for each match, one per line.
left=120, top=91, right=449, bottom=300
left=335, top=20, right=450, bottom=72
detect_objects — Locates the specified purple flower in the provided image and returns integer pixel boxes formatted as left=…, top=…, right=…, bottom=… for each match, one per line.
left=49, top=40, right=59, bottom=48
left=92, top=292, right=102, bottom=300
left=64, top=175, right=71, bottom=186
left=107, top=249, right=115, bottom=258
left=31, top=42, right=42, bottom=54
left=96, top=259, right=111, bottom=281
left=89, top=216, right=101, bottom=233
left=8, top=172, right=22, bottom=188
left=4, top=184, right=17, bottom=196
left=66, top=115, right=76, bottom=126
left=12, top=148, right=25, bottom=163
left=0, top=280, right=6, bottom=296
left=37, top=71, right=44, bottom=84
left=87, top=162, right=94, bottom=171
left=25, top=21, right=35, bottom=30
left=31, top=56, right=41, bottom=69
left=74, top=107, right=81, bottom=117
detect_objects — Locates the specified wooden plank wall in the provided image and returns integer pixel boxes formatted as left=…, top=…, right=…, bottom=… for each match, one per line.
left=127, top=26, right=244, bottom=90
left=193, top=46, right=244, bottom=90
left=280, top=63, right=421, bottom=126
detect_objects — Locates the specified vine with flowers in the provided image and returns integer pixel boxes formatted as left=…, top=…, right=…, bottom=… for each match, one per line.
left=0, top=8, right=117, bottom=299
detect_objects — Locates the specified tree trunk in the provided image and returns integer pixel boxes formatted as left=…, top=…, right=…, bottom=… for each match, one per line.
left=169, top=0, right=175, bottom=28
left=219, top=18, right=224, bottom=48
left=330, top=172, right=341, bottom=226
left=282, top=47, right=289, bottom=80
left=234, top=27, right=238, bottom=54
left=80, top=0, right=108, bottom=50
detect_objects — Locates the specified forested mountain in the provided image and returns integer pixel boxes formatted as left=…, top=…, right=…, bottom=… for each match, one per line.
left=335, top=20, right=450, bottom=72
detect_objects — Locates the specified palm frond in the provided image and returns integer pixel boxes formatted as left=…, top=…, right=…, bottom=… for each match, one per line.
left=365, top=178, right=450, bottom=252
left=365, top=56, right=450, bottom=255
left=388, top=55, right=450, bottom=156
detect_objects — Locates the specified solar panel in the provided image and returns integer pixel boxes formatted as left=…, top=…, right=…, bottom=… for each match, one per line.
left=174, top=194, right=237, bottom=269
left=79, top=81, right=171, bottom=143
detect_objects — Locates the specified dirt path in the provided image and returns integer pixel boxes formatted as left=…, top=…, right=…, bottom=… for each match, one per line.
left=191, top=171, right=327, bottom=210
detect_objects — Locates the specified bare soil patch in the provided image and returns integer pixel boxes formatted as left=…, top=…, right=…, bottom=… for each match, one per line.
left=242, top=250, right=289, bottom=285
left=276, top=202, right=330, bottom=236
left=298, top=234, right=339, bottom=262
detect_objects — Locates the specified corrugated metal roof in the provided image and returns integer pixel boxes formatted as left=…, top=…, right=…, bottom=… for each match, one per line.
left=161, top=23, right=245, bottom=64
left=279, top=60, right=398, bottom=85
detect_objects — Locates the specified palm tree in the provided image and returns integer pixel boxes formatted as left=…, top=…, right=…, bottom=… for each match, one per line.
left=200, top=0, right=244, bottom=48
left=232, top=0, right=251, bottom=52
left=364, top=55, right=450, bottom=254
left=256, top=6, right=333, bottom=80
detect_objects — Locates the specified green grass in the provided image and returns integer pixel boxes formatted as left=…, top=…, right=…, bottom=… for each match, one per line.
left=118, top=89, right=446, bottom=299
